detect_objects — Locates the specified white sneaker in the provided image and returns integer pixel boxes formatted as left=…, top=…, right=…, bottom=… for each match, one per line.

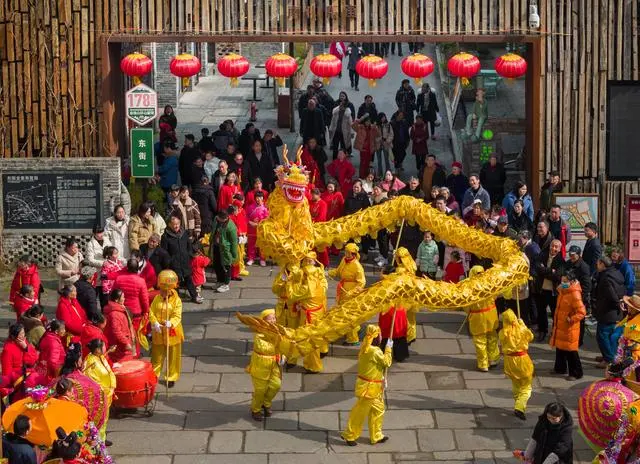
left=246, top=260, right=254, bottom=266
left=259, top=260, right=266, bottom=267
left=216, top=284, right=230, bottom=293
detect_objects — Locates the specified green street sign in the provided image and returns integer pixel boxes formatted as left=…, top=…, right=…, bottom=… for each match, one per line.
left=130, top=128, right=155, bottom=178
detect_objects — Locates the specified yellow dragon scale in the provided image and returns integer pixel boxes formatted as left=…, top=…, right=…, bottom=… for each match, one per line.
left=240, top=169, right=529, bottom=358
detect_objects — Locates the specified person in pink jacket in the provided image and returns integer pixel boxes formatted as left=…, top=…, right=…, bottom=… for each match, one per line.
left=246, top=191, right=270, bottom=266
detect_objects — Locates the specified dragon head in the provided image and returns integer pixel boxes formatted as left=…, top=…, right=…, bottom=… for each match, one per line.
left=275, top=145, right=309, bottom=205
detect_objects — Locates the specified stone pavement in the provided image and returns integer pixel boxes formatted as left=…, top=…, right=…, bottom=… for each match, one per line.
left=0, top=264, right=600, bottom=464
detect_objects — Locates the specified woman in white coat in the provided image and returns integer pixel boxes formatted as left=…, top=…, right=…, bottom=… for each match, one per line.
left=104, top=204, right=130, bottom=259
left=329, top=101, right=353, bottom=160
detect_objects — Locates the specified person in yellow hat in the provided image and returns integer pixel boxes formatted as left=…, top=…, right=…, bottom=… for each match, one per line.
left=342, top=324, right=392, bottom=446
left=82, top=338, right=117, bottom=441
left=295, top=251, right=329, bottom=373
left=499, top=309, right=535, bottom=421
left=247, top=309, right=284, bottom=421
left=466, top=265, right=500, bottom=372
left=149, top=270, right=184, bottom=388
left=329, top=243, right=366, bottom=345
left=393, top=247, right=419, bottom=344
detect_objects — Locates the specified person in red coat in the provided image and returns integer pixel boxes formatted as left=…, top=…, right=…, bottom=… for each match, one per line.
left=1, top=323, right=39, bottom=380
left=302, top=146, right=326, bottom=190
left=9, top=256, right=41, bottom=307
left=378, top=306, right=410, bottom=362
left=56, top=285, right=88, bottom=345
left=218, top=172, right=242, bottom=212
left=113, top=258, right=150, bottom=338
left=80, top=313, right=109, bottom=360
left=321, top=181, right=345, bottom=256
left=327, top=149, right=356, bottom=199
left=37, top=320, right=67, bottom=382
left=245, top=177, right=269, bottom=207
left=103, top=289, right=137, bottom=363
left=310, top=189, right=330, bottom=267
left=12, top=285, right=37, bottom=320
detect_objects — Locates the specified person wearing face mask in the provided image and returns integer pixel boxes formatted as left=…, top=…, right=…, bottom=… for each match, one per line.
left=549, top=270, right=585, bottom=381
left=514, top=403, right=573, bottom=464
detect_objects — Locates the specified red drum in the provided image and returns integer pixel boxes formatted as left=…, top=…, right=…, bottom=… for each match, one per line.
left=113, top=359, right=157, bottom=409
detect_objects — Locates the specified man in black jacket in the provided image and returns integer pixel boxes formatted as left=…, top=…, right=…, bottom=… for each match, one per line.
left=75, top=266, right=101, bottom=318
left=398, top=177, right=426, bottom=258
left=534, top=239, right=565, bottom=341
left=534, top=221, right=553, bottom=254
left=238, top=123, right=262, bottom=158
left=161, top=216, right=202, bottom=304
left=567, top=245, right=592, bottom=346
left=3, top=415, right=37, bottom=464
left=263, top=130, right=283, bottom=167
left=300, top=99, right=326, bottom=145
left=593, top=256, right=626, bottom=367
left=479, top=154, right=507, bottom=205
left=245, top=139, right=275, bottom=190
left=582, top=222, right=602, bottom=274
left=178, top=134, right=201, bottom=188
left=140, top=233, right=171, bottom=278
left=524, top=402, right=573, bottom=464
left=191, top=177, right=217, bottom=235
left=343, top=180, right=373, bottom=259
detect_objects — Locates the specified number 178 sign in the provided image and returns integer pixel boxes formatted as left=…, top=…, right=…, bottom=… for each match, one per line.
left=125, top=84, right=158, bottom=125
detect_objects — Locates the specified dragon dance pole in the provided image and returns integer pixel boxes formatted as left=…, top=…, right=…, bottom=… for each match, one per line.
left=164, top=296, right=170, bottom=400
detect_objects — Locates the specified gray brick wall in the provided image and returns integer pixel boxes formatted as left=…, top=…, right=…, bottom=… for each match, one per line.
left=154, top=42, right=179, bottom=108
left=240, top=42, right=283, bottom=66
left=0, top=158, right=122, bottom=268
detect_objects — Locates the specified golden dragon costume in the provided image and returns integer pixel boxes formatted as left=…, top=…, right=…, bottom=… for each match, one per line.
left=236, top=146, right=529, bottom=359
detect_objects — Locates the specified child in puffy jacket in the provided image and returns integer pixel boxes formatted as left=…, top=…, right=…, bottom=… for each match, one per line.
left=246, top=191, right=270, bottom=266
left=191, top=244, right=211, bottom=299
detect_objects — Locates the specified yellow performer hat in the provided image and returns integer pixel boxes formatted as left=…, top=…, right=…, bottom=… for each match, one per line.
left=395, top=246, right=417, bottom=274
left=157, top=269, right=179, bottom=290
left=469, top=265, right=485, bottom=278
left=260, top=309, right=276, bottom=320
left=345, top=243, right=359, bottom=255
left=359, top=324, right=381, bottom=356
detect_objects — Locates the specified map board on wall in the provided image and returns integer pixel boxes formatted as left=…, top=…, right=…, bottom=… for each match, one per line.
left=2, top=172, right=102, bottom=230
left=552, top=193, right=599, bottom=252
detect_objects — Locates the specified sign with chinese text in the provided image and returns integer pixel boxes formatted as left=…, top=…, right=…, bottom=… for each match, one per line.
left=552, top=193, right=599, bottom=252
left=626, top=195, right=640, bottom=263
left=125, top=84, right=158, bottom=125
left=130, top=128, right=155, bottom=178
left=2, top=172, right=102, bottom=230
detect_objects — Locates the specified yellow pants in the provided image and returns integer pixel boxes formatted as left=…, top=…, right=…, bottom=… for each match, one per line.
left=151, top=343, right=182, bottom=382
left=472, top=331, right=500, bottom=369
left=238, top=243, right=249, bottom=276
left=342, top=396, right=386, bottom=444
left=302, top=309, right=327, bottom=373
left=99, top=395, right=112, bottom=441
left=511, top=377, right=533, bottom=413
left=251, top=374, right=281, bottom=413
left=407, top=311, right=417, bottom=344
left=345, top=326, right=360, bottom=344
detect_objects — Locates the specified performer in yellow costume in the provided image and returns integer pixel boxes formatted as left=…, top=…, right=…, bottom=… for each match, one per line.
left=272, top=264, right=304, bottom=367
left=499, top=309, right=535, bottom=421
left=329, top=243, right=366, bottom=345
left=247, top=309, right=284, bottom=421
left=466, top=265, right=500, bottom=372
left=82, top=338, right=117, bottom=441
left=393, top=247, right=419, bottom=344
left=613, top=294, right=640, bottom=386
left=342, top=324, right=392, bottom=446
left=296, top=251, right=329, bottom=373
left=149, top=270, right=184, bottom=387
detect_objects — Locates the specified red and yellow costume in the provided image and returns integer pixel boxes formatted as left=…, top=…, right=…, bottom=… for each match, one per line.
left=466, top=265, right=500, bottom=371
left=247, top=309, right=282, bottom=417
left=329, top=243, right=365, bottom=344
left=230, top=199, right=249, bottom=278
left=393, top=248, right=418, bottom=344
left=83, top=351, right=116, bottom=440
left=499, top=309, right=534, bottom=414
left=342, top=325, right=392, bottom=444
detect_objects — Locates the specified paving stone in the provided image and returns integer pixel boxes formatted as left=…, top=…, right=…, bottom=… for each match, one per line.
left=269, top=452, right=367, bottom=464
left=181, top=356, right=197, bottom=373
left=417, top=312, right=466, bottom=324
left=174, top=455, right=267, bottom=464
left=433, top=451, right=473, bottom=460
left=537, top=374, right=597, bottom=389
left=434, top=409, right=477, bottom=428
left=108, top=411, right=186, bottom=431
left=410, top=338, right=461, bottom=355
left=205, top=324, right=255, bottom=339
left=458, top=338, right=477, bottom=355
left=244, top=430, right=327, bottom=453
left=338, top=409, right=434, bottom=431
left=218, top=372, right=301, bottom=392
left=474, top=451, right=494, bottom=459
left=416, top=429, right=455, bottom=451
left=209, top=430, right=244, bottom=453
left=454, top=429, right=507, bottom=450
left=422, top=323, right=464, bottom=339
left=330, top=430, right=418, bottom=453
left=367, top=453, right=394, bottom=464
left=195, top=355, right=250, bottom=373
left=183, top=324, right=206, bottom=339
left=389, top=354, right=476, bottom=373
left=503, top=427, right=532, bottom=449
left=480, top=388, right=557, bottom=409
left=474, top=408, right=540, bottom=428
left=575, top=450, right=597, bottom=463
left=113, top=457, right=172, bottom=464
left=265, top=411, right=299, bottom=430
left=387, top=390, right=484, bottom=410
left=464, top=376, right=513, bottom=390
left=214, top=298, right=276, bottom=310
left=320, top=356, right=360, bottom=373
left=156, top=392, right=283, bottom=412
left=108, top=431, right=209, bottom=454
left=425, top=372, right=465, bottom=390
left=185, top=338, right=248, bottom=356
left=299, top=411, right=340, bottom=431
left=343, top=372, right=428, bottom=391
left=170, top=373, right=221, bottom=392
left=285, top=391, right=356, bottom=411
left=240, top=288, right=280, bottom=299
left=185, top=410, right=263, bottom=430
left=303, top=373, right=345, bottom=391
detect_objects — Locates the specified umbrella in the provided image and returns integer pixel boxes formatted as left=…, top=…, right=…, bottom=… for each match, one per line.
left=2, top=397, right=88, bottom=447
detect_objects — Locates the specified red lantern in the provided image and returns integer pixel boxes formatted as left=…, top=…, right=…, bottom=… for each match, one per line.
left=170, top=53, right=201, bottom=88
left=217, top=53, right=250, bottom=87
left=120, top=53, right=153, bottom=86
left=494, top=53, right=527, bottom=79
left=265, top=53, right=298, bottom=87
left=401, top=53, right=434, bottom=85
left=355, top=55, right=389, bottom=88
left=447, top=52, right=481, bottom=86
left=309, top=54, right=342, bottom=85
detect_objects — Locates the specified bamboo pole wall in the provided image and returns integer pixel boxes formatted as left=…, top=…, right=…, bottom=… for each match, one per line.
left=0, top=0, right=638, bottom=241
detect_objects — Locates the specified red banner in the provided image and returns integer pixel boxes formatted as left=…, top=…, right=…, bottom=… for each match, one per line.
left=625, top=195, right=640, bottom=263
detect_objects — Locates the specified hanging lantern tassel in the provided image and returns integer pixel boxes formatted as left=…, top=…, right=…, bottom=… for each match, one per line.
left=277, top=77, right=286, bottom=87
left=182, top=77, right=190, bottom=87
left=368, top=79, right=377, bottom=88
left=231, top=77, right=240, bottom=87
left=322, top=77, right=330, bottom=85
left=413, top=77, right=423, bottom=85
left=461, top=77, right=471, bottom=87
left=133, top=76, right=142, bottom=86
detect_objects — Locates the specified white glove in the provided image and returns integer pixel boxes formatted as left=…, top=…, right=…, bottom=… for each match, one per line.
left=152, top=322, right=161, bottom=333
left=165, top=321, right=172, bottom=328
left=384, top=378, right=388, bottom=389
left=386, top=340, right=394, bottom=349
left=279, top=356, right=287, bottom=367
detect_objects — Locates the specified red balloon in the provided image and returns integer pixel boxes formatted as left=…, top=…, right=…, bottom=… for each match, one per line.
left=309, top=54, right=342, bottom=85
left=120, top=53, right=153, bottom=86
left=401, top=54, right=435, bottom=85
left=494, top=53, right=528, bottom=79
left=217, top=53, right=250, bottom=87
left=355, top=55, right=389, bottom=87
